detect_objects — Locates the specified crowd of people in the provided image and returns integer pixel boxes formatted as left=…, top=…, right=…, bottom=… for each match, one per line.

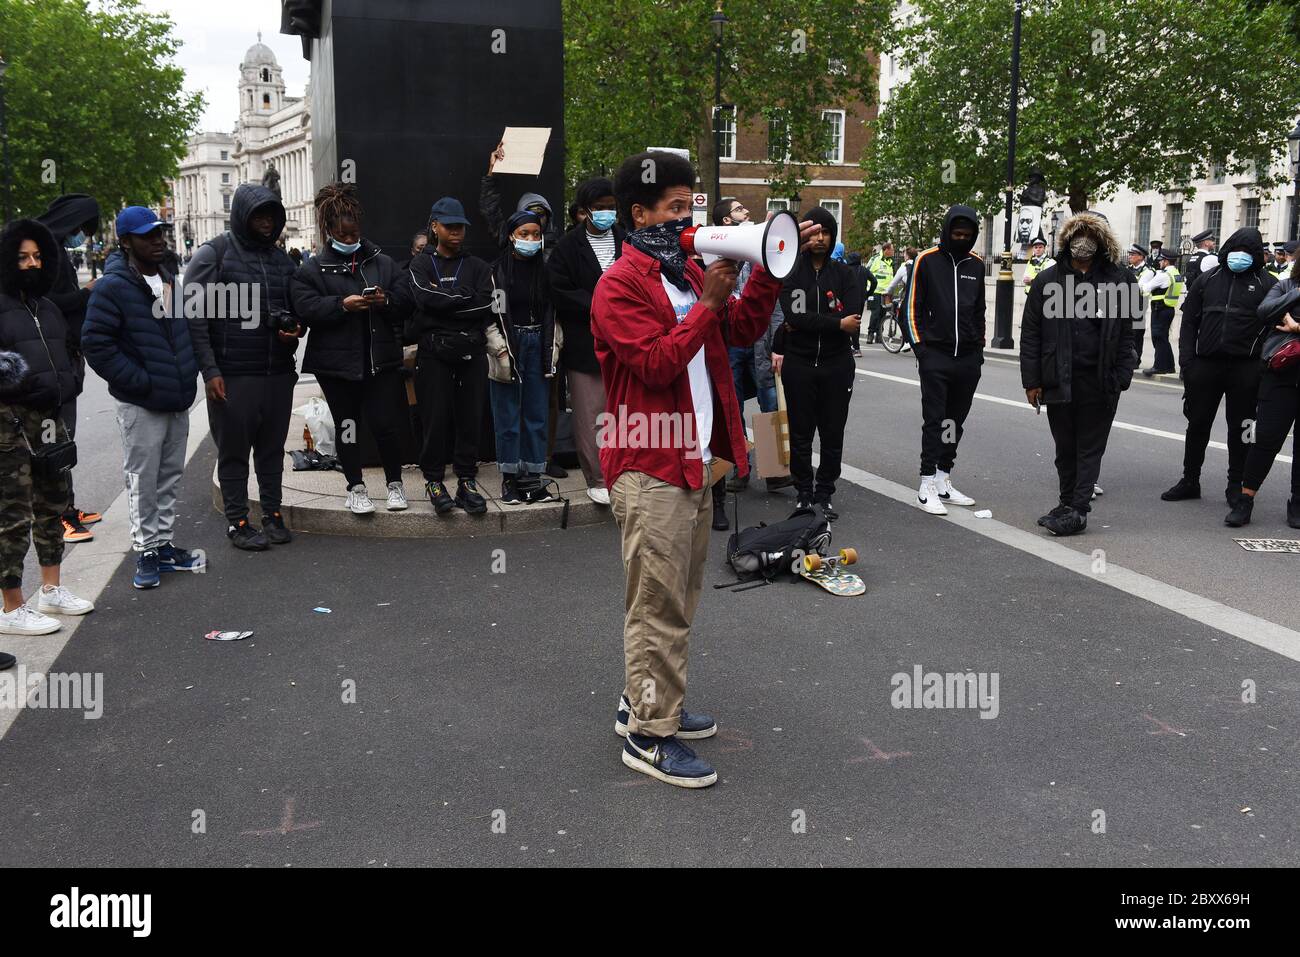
left=2, top=148, right=1299, bottom=788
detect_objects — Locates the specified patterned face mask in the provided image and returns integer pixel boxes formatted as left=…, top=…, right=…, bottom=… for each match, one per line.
left=627, top=216, right=693, bottom=291
left=1070, top=237, right=1098, bottom=258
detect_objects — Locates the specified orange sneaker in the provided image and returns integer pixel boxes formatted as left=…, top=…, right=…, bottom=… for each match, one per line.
left=77, top=509, right=103, bottom=525
left=62, top=517, right=94, bottom=543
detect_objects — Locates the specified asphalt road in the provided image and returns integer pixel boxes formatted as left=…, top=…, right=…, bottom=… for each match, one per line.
left=2, top=329, right=1299, bottom=867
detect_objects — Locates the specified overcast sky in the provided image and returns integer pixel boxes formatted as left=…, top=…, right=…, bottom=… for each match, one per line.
left=138, top=0, right=312, bottom=133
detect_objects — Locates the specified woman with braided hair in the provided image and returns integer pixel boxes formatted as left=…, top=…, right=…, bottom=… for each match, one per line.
left=290, top=183, right=412, bottom=515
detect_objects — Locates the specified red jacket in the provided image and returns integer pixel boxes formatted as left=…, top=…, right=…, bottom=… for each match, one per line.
left=590, top=243, right=782, bottom=491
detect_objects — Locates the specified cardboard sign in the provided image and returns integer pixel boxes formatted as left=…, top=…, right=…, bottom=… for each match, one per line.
left=1234, top=538, right=1300, bottom=553
left=493, top=127, right=552, bottom=175
left=752, top=411, right=790, bottom=479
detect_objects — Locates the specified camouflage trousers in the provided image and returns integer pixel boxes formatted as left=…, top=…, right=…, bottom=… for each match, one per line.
left=0, top=402, right=69, bottom=590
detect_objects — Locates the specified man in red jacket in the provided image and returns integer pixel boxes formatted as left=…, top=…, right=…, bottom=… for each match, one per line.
left=592, top=150, right=815, bottom=788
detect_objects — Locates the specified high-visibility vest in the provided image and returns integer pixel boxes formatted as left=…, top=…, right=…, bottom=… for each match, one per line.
left=1023, top=255, right=1054, bottom=284
left=867, top=254, right=894, bottom=290
left=1153, top=265, right=1182, bottom=305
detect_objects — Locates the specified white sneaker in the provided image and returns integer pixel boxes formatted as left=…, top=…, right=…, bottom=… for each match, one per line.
left=917, top=476, right=948, bottom=515
left=345, top=484, right=376, bottom=514
left=1092, top=484, right=1104, bottom=500
left=0, top=604, right=61, bottom=635
left=935, top=470, right=975, bottom=506
left=36, top=585, right=95, bottom=616
left=586, top=486, right=611, bottom=506
left=386, top=482, right=408, bottom=511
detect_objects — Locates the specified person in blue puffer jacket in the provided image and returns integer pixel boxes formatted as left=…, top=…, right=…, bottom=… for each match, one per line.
left=83, top=206, right=205, bottom=590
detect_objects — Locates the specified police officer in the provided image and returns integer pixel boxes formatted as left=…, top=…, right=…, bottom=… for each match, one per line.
left=1146, top=239, right=1165, bottom=272
left=1125, top=243, right=1152, bottom=365
left=1185, top=229, right=1217, bottom=281
left=864, top=242, right=895, bottom=344
left=1022, top=237, right=1054, bottom=287
left=1268, top=243, right=1290, bottom=279
left=1140, top=247, right=1181, bottom=376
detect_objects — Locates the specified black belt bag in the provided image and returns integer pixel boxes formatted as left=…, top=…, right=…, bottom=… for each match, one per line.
left=429, top=328, right=485, bottom=364
left=11, top=413, right=77, bottom=479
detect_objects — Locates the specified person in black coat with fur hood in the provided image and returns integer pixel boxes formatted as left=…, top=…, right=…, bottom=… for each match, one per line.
left=0, top=219, right=96, bottom=638
left=1021, top=211, right=1139, bottom=536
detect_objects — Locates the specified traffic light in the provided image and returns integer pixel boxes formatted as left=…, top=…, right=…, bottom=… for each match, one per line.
left=185, top=237, right=193, bottom=250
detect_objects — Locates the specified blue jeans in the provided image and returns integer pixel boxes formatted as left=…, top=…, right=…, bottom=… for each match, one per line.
left=489, top=327, right=549, bottom=474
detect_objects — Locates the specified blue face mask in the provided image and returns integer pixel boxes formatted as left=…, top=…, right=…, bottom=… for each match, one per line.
left=513, top=238, right=543, bottom=258
left=1226, top=252, right=1253, bottom=273
left=330, top=237, right=361, bottom=255
left=589, top=210, right=618, bottom=232
left=65, top=231, right=86, bottom=248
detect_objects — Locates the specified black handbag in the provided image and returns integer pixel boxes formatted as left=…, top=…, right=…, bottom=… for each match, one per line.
left=430, top=328, right=485, bottom=364
left=11, top=413, right=77, bottom=478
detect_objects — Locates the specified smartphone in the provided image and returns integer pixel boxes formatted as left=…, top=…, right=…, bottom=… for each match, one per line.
left=361, top=286, right=379, bottom=297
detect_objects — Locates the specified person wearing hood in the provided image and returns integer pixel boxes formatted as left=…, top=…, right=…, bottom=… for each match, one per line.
left=36, top=193, right=104, bottom=542
left=0, top=219, right=97, bottom=636
left=1021, top=212, right=1140, bottom=536
left=486, top=210, right=562, bottom=505
left=1161, top=228, right=1276, bottom=510
left=480, top=142, right=559, bottom=254
left=185, top=183, right=302, bottom=550
left=547, top=176, right=626, bottom=505
left=83, top=207, right=204, bottom=590
left=1140, top=247, right=1182, bottom=376
left=776, top=206, right=864, bottom=520
left=907, top=204, right=985, bottom=514
left=292, top=183, right=412, bottom=517
left=404, top=196, right=496, bottom=516
left=1234, top=256, right=1300, bottom=527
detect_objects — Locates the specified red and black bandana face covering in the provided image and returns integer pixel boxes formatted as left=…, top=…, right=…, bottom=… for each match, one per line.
left=627, top=216, right=694, bottom=292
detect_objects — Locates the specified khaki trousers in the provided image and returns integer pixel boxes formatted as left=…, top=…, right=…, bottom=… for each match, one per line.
left=611, top=468, right=712, bottom=737
left=567, top=368, right=606, bottom=488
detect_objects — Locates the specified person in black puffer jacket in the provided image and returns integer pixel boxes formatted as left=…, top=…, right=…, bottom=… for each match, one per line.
left=775, top=205, right=864, bottom=519
left=185, top=183, right=301, bottom=550
left=84, top=206, right=204, bottom=590
left=1162, top=227, right=1277, bottom=509
left=291, top=183, right=412, bottom=516
left=0, top=219, right=95, bottom=636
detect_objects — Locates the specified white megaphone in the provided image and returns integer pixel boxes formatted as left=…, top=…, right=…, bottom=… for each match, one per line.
left=680, top=210, right=800, bottom=280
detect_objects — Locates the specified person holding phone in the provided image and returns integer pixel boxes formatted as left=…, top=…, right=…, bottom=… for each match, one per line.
left=290, top=183, right=412, bottom=515
left=1020, top=212, right=1138, bottom=536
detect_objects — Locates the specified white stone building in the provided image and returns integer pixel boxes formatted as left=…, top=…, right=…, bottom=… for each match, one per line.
left=169, top=36, right=315, bottom=254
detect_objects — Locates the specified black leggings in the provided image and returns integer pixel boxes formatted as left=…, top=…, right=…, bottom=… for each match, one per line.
left=317, top=369, right=406, bottom=489
left=1242, top=364, right=1300, bottom=498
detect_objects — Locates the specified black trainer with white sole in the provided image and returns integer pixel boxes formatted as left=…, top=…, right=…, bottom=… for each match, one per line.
left=622, top=734, right=718, bottom=788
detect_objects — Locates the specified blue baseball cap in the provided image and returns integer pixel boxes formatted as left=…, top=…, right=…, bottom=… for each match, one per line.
left=116, top=206, right=164, bottom=236
left=428, top=197, right=470, bottom=226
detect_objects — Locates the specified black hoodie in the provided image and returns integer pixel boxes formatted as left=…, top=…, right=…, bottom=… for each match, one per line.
left=1178, top=227, right=1276, bottom=361
left=184, top=183, right=299, bottom=379
left=0, top=219, right=78, bottom=409
left=776, top=206, right=865, bottom=362
left=906, top=204, right=986, bottom=355
left=36, top=193, right=99, bottom=354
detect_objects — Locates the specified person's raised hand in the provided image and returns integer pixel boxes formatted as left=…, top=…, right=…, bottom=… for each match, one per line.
left=700, top=258, right=739, bottom=313
left=487, top=140, right=505, bottom=175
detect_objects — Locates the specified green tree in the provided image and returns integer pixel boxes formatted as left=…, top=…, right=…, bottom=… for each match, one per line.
left=562, top=0, right=889, bottom=205
left=0, top=0, right=202, bottom=222
left=855, top=0, right=1300, bottom=242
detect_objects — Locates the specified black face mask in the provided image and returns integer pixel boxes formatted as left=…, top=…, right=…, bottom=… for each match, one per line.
left=944, top=236, right=976, bottom=258
left=15, top=268, right=43, bottom=293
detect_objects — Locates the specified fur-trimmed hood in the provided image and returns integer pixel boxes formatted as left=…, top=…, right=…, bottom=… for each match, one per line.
left=1057, top=212, right=1122, bottom=264
left=0, top=350, right=28, bottom=390
left=0, top=218, right=62, bottom=299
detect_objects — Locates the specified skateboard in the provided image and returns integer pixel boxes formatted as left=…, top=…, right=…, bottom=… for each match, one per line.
left=797, top=548, right=865, bottom=597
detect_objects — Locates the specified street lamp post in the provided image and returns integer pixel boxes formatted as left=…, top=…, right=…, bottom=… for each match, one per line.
left=710, top=2, right=728, bottom=207
left=992, top=0, right=1024, bottom=350
left=1288, top=119, right=1300, bottom=243
left=0, top=55, right=11, bottom=224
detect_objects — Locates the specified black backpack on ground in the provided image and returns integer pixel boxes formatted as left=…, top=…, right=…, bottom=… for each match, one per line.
left=725, top=505, right=832, bottom=583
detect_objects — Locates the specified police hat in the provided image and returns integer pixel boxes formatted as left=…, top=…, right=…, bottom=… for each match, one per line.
left=1126, top=243, right=1146, bottom=257
left=1190, top=229, right=1214, bottom=244
left=1158, top=247, right=1178, bottom=261
left=1285, top=241, right=1298, bottom=255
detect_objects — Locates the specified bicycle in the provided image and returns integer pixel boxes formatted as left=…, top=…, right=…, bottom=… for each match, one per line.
left=880, top=302, right=910, bottom=355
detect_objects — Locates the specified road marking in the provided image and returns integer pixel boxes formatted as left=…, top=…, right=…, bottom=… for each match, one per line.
left=855, top=368, right=1292, bottom=465
left=834, top=460, right=1300, bottom=663
left=0, top=400, right=211, bottom=740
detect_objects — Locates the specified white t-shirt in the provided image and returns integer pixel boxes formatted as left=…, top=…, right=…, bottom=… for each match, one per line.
left=143, top=272, right=169, bottom=315
left=660, top=276, right=713, bottom=464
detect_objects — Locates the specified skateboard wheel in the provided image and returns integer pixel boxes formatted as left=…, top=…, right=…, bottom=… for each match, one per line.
left=803, top=553, right=823, bottom=572
left=840, top=547, right=858, bottom=565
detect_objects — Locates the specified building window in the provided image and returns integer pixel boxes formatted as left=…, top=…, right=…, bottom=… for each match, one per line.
left=821, top=199, right=842, bottom=229
left=821, top=109, right=846, bottom=164
left=767, top=113, right=790, bottom=163
left=715, top=107, right=736, bottom=162
left=1242, top=197, right=1260, bottom=230
left=262, top=93, right=271, bottom=110
left=220, top=150, right=228, bottom=161
left=222, top=194, right=231, bottom=212
left=261, top=68, right=270, bottom=83
left=223, top=220, right=231, bottom=232
left=221, top=173, right=230, bottom=184
left=1166, top=203, right=1183, bottom=247
left=1205, top=201, right=1223, bottom=238
left=1136, top=206, right=1152, bottom=247
left=766, top=199, right=790, bottom=214
left=1209, top=163, right=1225, bottom=185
